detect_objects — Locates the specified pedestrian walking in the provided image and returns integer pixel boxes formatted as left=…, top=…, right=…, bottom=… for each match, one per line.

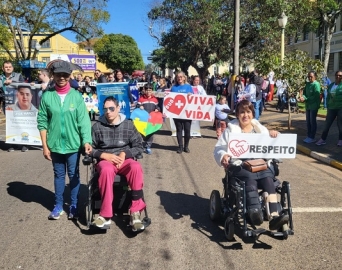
left=300, top=71, right=321, bottom=143
left=316, top=70, right=342, bottom=146
left=37, top=60, right=92, bottom=220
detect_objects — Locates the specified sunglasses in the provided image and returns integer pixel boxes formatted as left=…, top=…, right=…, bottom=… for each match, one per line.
left=103, top=107, right=116, bottom=113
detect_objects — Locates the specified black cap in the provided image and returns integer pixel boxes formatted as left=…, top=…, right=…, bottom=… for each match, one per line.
left=47, top=60, right=83, bottom=74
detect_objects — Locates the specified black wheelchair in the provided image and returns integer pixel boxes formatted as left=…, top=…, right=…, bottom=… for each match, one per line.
left=209, top=159, right=294, bottom=241
left=82, top=155, right=151, bottom=231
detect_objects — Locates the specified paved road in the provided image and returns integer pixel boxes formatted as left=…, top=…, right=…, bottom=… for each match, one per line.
left=0, top=117, right=342, bottom=270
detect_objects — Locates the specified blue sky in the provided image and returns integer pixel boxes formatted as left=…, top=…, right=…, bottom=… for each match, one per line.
left=63, top=0, right=159, bottom=64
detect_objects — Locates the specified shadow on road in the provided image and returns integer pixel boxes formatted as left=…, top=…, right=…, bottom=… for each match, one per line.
left=156, top=190, right=244, bottom=249
left=7, top=181, right=54, bottom=211
left=157, top=190, right=278, bottom=249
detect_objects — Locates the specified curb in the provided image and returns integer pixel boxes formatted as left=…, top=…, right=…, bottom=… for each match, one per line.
left=296, top=144, right=342, bottom=171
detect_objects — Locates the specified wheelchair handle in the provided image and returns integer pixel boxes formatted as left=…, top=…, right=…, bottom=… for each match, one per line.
left=82, top=154, right=93, bottom=166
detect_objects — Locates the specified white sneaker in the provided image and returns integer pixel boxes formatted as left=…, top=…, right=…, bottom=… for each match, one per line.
left=92, top=216, right=111, bottom=228
left=315, top=139, right=326, bottom=146
left=130, top=211, right=145, bottom=232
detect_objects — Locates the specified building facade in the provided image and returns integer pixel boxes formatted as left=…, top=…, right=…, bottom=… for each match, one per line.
left=0, top=32, right=109, bottom=78
left=288, top=15, right=342, bottom=80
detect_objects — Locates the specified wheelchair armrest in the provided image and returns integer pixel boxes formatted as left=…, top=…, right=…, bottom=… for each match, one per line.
left=82, top=155, right=93, bottom=166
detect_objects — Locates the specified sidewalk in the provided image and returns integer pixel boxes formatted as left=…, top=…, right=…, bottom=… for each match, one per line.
left=254, top=101, right=342, bottom=170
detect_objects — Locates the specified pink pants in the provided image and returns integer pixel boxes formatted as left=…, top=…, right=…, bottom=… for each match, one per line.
left=96, top=159, right=146, bottom=218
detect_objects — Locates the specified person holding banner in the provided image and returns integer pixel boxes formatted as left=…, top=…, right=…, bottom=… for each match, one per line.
left=37, top=60, right=92, bottom=220
left=137, top=83, right=160, bottom=154
left=213, top=100, right=289, bottom=231
left=171, top=71, right=194, bottom=154
left=0, top=61, right=25, bottom=114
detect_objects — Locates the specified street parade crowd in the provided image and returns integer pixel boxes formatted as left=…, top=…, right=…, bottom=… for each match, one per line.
left=0, top=59, right=341, bottom=232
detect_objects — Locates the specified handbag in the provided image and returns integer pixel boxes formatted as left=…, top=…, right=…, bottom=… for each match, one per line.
left=243, top=159, right=267, bottom=173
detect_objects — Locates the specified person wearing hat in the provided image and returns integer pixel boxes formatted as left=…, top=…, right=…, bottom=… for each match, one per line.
left=37, top=60, right=92, bottom=220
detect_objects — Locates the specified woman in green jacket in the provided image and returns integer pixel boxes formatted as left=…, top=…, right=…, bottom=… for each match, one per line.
left=37, top=61, right=92, bottom=220
left=316, top=70, right=342, bottom=146
left=300, top=71, right=321, bottom=143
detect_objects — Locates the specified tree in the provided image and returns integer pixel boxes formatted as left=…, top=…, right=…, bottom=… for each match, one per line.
left=148, top=0, right=234, bottom=82
left=94, top=34, right=145, bottom=73
left=255, top=48, right=324, bottom=129
left=0, top=0, right=110, bottom=61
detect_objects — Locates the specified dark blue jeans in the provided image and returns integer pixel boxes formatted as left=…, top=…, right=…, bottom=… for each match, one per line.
left=51, top=152, right=81, bottom=208
left=306, top=109, right=318, bottom=139
left=321, top=108, right=342, bottom=140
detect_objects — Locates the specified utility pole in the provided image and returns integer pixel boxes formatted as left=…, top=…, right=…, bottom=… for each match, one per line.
left=230, top=0, right=240, bottom=111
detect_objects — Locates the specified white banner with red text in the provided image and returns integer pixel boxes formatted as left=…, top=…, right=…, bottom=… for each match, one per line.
left=227, top=133, right=297, bottom=159
left=163, top=93, right=215, bottom=121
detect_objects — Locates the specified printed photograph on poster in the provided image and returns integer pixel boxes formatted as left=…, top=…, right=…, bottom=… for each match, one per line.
left=226, top=133, right=297, bottom=159
left=163, top=92, right=216, bottom=121
left=5, top=84, right=42, bottom=146
left=96, top=82, right=131, bottom=118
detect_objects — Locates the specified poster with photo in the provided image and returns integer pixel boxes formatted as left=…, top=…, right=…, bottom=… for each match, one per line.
left=5, top=84, right=42, bottom=145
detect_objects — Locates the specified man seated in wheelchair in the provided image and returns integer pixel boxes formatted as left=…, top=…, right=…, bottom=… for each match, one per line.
left=213, top=100, right=289, bottom=231
left=91, top=96, right=146, bottom=231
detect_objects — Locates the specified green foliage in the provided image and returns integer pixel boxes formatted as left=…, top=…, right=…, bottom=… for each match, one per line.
left=94, top=34, right=145, bottom=74
left=0, top=0, right=110, bottom=60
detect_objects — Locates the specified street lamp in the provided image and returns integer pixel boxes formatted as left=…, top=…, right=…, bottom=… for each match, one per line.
left=278, top=12, right=288, bottom=66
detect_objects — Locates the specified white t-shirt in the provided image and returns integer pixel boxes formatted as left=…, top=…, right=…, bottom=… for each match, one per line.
left=58, top=93, right=68, bottom=105
left=215, top=103, right=230, bottom=120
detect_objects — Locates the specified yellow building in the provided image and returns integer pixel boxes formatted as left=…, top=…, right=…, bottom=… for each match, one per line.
left=288, top=15, right=342, bottom=80
left=0, top=32, right=109, bottom=78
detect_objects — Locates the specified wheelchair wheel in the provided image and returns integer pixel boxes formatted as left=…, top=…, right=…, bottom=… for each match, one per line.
left=224, top=217, right=235, bottom=241
left=209, top=190, right=221, bottom=221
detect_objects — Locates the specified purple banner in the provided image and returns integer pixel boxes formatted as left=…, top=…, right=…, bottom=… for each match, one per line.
left=67, top=54, right=96, bottom=71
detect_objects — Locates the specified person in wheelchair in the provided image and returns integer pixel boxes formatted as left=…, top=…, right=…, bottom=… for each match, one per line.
left=91, top=96, right=146, bottom=231
left=213, top=100, right=289, bottom=231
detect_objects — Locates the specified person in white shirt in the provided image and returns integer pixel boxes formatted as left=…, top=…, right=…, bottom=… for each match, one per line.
left=215, top=96, right=230, bottom=138
left=192, top=76, right=207, bottom=95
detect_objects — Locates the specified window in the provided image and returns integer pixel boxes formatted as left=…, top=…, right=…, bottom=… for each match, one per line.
left=31, top=39, right=37, bottom=49
left=328, top=53, right=334, bottom=72
left=287, top=36, right=293, bottom=45
left=339, top=52, right=342, bottom=70
left=295, top=32, right=301, bottom=43
left=42, top=57, right=50, bottom=63
left=213, top=65, right=218, bottom=75
left=41, top=39, right=50, bottom=48
left=303, top=28, right=309, bottom=41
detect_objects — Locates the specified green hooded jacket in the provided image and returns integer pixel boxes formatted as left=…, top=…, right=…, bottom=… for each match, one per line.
left=37, top=88, right=92, bottom=154
left=327, top=82, right=342, bottom=110
left=303, top=80, right=321, bottom=110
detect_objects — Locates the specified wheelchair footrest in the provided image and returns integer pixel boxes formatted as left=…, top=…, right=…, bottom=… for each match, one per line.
left=142, top=217, right=152, bottom=228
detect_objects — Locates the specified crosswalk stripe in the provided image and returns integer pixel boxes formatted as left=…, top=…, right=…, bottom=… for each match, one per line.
left=292, top=207, right=342, bottom=213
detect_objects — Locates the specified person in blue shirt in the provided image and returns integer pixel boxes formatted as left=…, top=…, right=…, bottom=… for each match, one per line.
left=171, top=72, right=194, bottom=154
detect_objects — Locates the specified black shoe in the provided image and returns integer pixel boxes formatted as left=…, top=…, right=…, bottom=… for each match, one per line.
left=183, top=147, right=190, bottom=153
left=269, top=214, right=289, bottom=231
left=247, top=208, right=263, bottom=226
left=136, top=153, right=143, bottom=159
left=177, top=147, right=183, bottom=154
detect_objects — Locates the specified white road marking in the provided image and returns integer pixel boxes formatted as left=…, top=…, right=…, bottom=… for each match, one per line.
left=293, top=207, right=342, bottom=213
